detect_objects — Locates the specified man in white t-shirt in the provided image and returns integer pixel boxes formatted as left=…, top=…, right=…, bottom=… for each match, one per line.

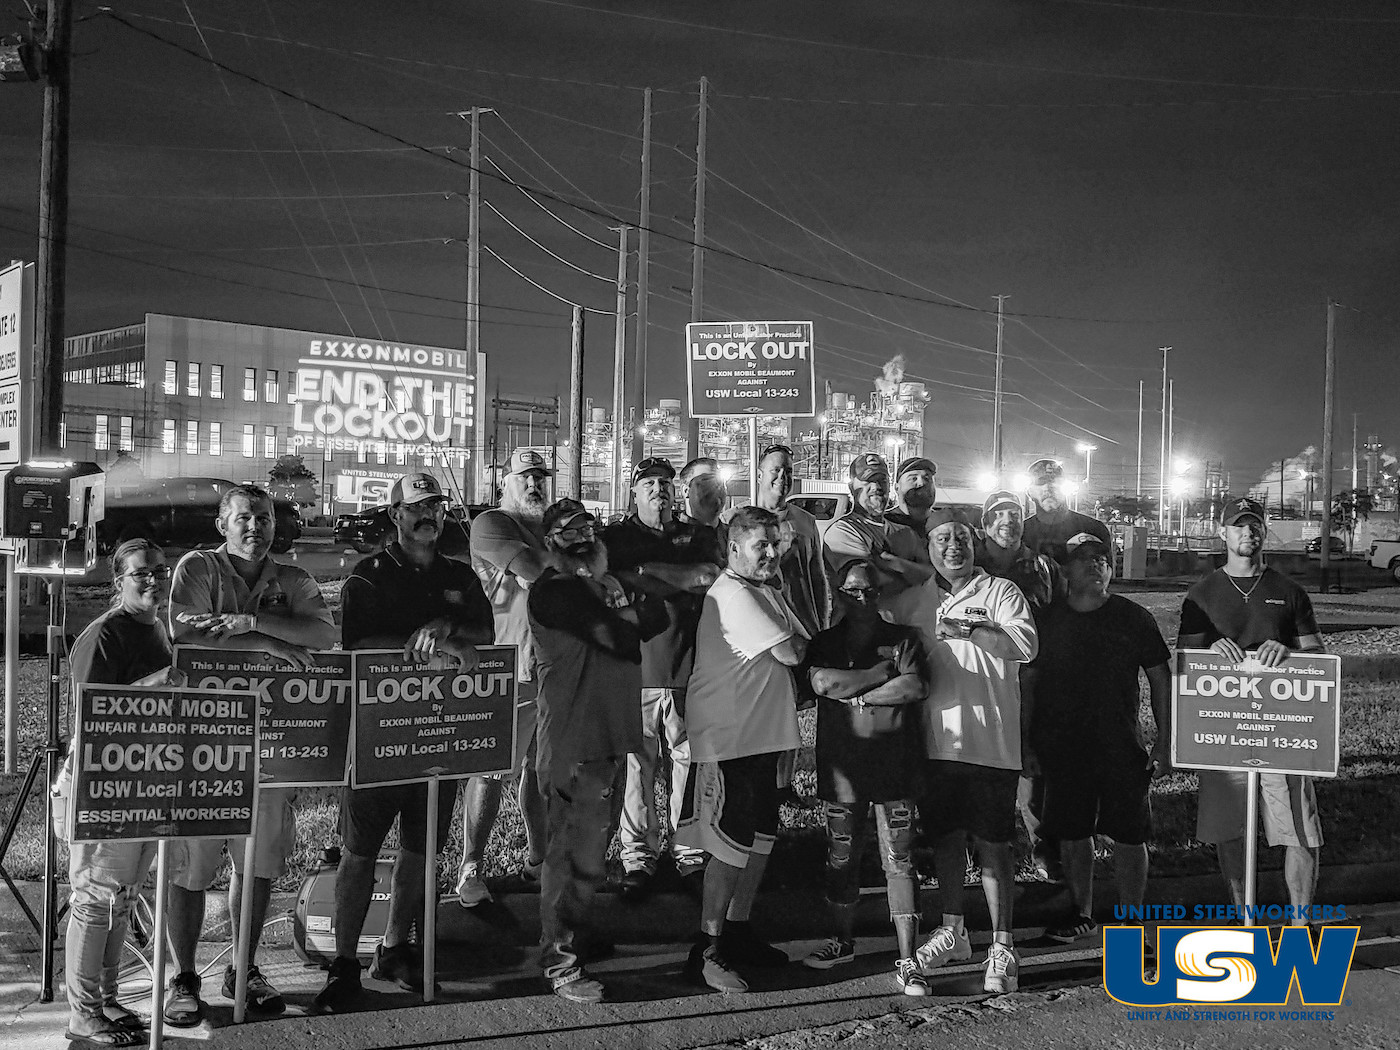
left=886, top=507, right=1038, bottom=995
left=676, top=506, right=809, bottom=994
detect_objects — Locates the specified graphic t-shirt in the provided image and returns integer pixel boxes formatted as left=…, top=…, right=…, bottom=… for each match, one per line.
left=1178, top=567, right=1320, bottom=651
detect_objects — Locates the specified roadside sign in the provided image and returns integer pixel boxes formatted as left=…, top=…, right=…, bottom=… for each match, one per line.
left=351, top=646, right=517, bottom=787
left=686, top=320, right=816, bottom=418
left=1170, top=649, right=1341, bottom=777
left=69, top=685, right=260, bottom=842
left=0, top=261, right=35, bottom=468
left=174, top=648, right=353, bottom=788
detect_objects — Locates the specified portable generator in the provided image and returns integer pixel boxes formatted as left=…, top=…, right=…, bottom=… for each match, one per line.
left=292, top=847, right=396, bottom=967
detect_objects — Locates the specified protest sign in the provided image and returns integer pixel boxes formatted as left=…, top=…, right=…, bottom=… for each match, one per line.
left=351, top=646, right=517, bottom=788
left=1171, top=649, right=1342, bottom=777
left=174, top=647, right=353, bottom=788
left=69, top=685, right=259, bottom=842
left=686, top=320, right=816, bottom=417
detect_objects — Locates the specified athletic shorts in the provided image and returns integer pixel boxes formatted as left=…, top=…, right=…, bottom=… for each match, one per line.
left=1039, top=752, right=1153, bottom=845
left=341, top=779, right=460, bottom=857
left=919, top=761, right=1019, bottom=845
left=1195, top=770, right=1323, bottom=849
left=673, top=752, right=780, bottom=869
left=170, top=787, right=297, bottom=889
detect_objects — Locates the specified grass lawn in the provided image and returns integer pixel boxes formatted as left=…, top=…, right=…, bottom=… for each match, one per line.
left=3, top=590, right=1398, bottom=894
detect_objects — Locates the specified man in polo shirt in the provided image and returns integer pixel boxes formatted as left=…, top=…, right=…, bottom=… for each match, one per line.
left=1022, top=458, right=1113, bottom=565
left=1177, top=497, right=1326, bottom=924
left=455, top=448, right=552, bottom=908
left=528, top=498, right=667, bottom=1003
left=886, top=456, right=938, bottom=535
left=313, top=473, right=493, bottom=1014
left=823, top=453, right=929, bottom=597
left=165, top=483, right=336, bottom=1025
left=602, top=457, right=721, bottom=900
left=886, top=508, right=1038, bottom=993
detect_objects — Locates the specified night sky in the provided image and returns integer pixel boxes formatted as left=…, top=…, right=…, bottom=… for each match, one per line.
left=2, top=0, right=1397, bottom=492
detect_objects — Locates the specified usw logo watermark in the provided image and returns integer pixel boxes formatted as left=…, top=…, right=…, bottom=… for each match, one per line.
left=1104, top=926, right=1359, bottom=1007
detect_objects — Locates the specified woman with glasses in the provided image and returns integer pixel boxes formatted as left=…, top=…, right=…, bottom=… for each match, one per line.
left=54, top=539, right=181, bottom=1045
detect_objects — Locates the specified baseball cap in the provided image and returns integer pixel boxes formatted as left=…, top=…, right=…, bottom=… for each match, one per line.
left=390, top=473, right=446, bottom=506
left=632, top=456, right=676, bottom=486
left=507, top=447, right=552, bottom=477
left=542, top=498, right=595, bottom=534
left=1027, top=458, right=1064, bottom=482
left=982, top=489, right=1024, bottom=521
left=895, top=456, right=937, bottom=480
left=1063, top=532, right=1110, bottom=562
left=849, top=453, right=890, bottom=483
left=1221, top=496, right=1266, bottom=526
left=923, top=506, right=970, bottom=534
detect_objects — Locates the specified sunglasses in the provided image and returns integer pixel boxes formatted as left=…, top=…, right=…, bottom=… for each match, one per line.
left=121, top=566, right=172, bottom=583
left=759, top=444, right=794, bottom=460
left=838, top=584, right=879, bottom=597
left=551, top=522, right=597, bottom=543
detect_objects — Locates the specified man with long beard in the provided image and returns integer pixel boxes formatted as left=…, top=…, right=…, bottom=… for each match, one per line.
left=454, top=448, right=552, bottom=908
left=528, top=499, right=666, bottom=1003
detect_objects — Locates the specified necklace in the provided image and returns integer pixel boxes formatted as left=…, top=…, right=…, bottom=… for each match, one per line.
left=1223, top=569, right=1264, bottom=602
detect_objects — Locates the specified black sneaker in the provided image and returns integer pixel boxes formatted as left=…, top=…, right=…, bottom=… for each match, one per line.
left=163, top=971, right=204, bottom=1028
left=312, top=956, right=363, bottom=1015
left=369, top=941, right=425, bottom=991
left=721, top=920, right=789, bottom=968
left=619, top=868, right=653, bottom=902
left=684, top=941, right=748, bottom=993
left=1046, top=913, right=1098, bottom=944
left=220, top=963, right=286, bottom=1015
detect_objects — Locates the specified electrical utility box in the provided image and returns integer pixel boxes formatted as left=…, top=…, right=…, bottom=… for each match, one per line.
left=2, top=460, right=105, bottom=575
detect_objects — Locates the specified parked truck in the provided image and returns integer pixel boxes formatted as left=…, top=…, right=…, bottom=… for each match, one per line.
left=1368, top=539, right=1400, bottom=582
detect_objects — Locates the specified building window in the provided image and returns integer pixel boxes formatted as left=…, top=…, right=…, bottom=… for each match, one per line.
left=163, top=361, right=177, bottom=395
left=209, top=364, right=223, bottom=399
left=186, top=362, right=200, bottom=397
left=395, top=444, right=407, bottom=466
left=356, top=443, right=366, bottom=464
left=94, top=414, right=109, bottom=451
left=186, top=420, right=199, bottom=455
left=263, top=425, right=276, bottom=459
left=376, top=443, right=387, bottom=465
left=119, top=416, right=133, bottom=452
left=209, top=421, right=221, bottom=456
left=162, top=420, right=175, bottom=455
left=264, top=370, right=279, bottom=404
left=242, top=424, right=255, bottom=458
left=243, top=368, right=256, bottom=402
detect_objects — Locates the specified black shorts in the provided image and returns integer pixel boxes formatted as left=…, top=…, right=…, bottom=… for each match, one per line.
left=1039, top=753, right=1152, bottom=845
left=341, top=780, right=460, bottom=857
left=674, top=752, right=780, bottom=869
left=920, top=761, right=1020, bottom=845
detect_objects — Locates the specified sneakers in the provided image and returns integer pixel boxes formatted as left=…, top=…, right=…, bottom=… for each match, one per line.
left=721, top=920, right=789, bottom=968
left=456, top=864, right=493, bottom=908
left=895, top=957, right=932, bottom=996
left=370, top=941, right=424, bottom=992
left=684, top=941, right=749, bottom=993
left=619, top=868, right=653, bottom=902
left=163, top=971, right=204, bottom=1028
left=915, top=924, right=972, bottom=974
left=803, top=937, right=856, bottom=970
left=550, top=967, right=605, bottom=1004
left=1046, top=913, right=1099, bottom=944
left=220, top=963, right=286, bottom=1014
left=311, top=956, right=362, bottom=1015
left=983, top=941, right=1020, bottom=994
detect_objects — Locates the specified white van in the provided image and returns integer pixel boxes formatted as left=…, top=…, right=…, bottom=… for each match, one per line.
left=788, top=479, right=987, bottom=543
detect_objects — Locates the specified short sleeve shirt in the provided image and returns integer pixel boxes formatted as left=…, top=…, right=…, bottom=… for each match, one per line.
left=1029, top=595, right=1170, bottom=766
left=341, top=542, right=494, bottom=649
left=1021, top=511, right=1112, bottom=565
left=469, top=508, right=546, bottom=681
left=70, top=609, right=173, bottom=689
left=1178, top=567, right=1319, bottom=650
left=168, top=545, right=334, bottom=636
left=685, top=570, right=804, bottom=763
left=823, top=510, right=926, bottom=575
left=774, top=502, right=830, bottom=637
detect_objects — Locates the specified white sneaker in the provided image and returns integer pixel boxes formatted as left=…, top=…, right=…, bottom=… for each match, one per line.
left=983, top=941, right=1019, bottom=993
left=456, top=865, right=493, bottom=908
left=915, top=924, right=972, bottom=974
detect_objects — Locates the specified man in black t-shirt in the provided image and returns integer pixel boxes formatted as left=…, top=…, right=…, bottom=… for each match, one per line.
left=1021, top=458, right=1112, bottom=565
left=1024, top=533, right=1171, bottom=943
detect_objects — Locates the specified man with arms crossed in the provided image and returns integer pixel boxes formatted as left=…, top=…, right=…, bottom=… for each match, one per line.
left=1176, top=497, right=1325, bottom=923
left=164, top=484, right=335, bottom=1025
left=314, top=473, right=493, bottom=1013
left=886, top=508, right=1037, bottom=993
left=823, top=453, right=929, bottom=597
left=676, top=506, right=809, bottom=993
left=455, top=448, right=551, bottom=907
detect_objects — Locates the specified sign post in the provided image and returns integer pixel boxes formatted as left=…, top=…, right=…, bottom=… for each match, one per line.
left=1, top=260, right=34, bottom=774
left=1170, top=649, right=1342, bottom=909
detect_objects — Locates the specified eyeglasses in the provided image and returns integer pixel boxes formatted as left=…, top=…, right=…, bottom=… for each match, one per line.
left=121, top=566, right=172, bottom=582
left=838, top=585, right=878, bottom=597
left=551, top=523, right=596, bottom=543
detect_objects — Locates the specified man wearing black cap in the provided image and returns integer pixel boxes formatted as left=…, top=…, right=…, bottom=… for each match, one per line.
left=529, top=498, right=667, bottom=1002
left=824, top=453, right=930, bottom=595
left=602, top=457, right=721, bottom=899
left=1177, top=497, right=1325, bottom=924
left=1022, top=458, right=1112, bottom=565
left=887, top=457, right=938, bottom=535
left=1022, top=533, right=1172, bottom=943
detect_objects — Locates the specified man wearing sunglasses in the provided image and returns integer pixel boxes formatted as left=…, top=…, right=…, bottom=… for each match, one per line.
left=602, top=458, right=721, bottom=900
left=1022, top=458, right=1112, bottom=566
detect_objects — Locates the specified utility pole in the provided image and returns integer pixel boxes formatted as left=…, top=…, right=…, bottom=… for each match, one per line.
left=630, top=88, right=652, bottom=472
left=686, top=77, right=708, bottom=462
left=1351, top=413, right=1358, bottom=492
left=1136, top=379, right=1144, bottom=496
left=1158, top=347, right=1171, bottom=531
left=35, top=0, right=74, bottom=453
left=569, top=306, right=584, bottom=499
left=1320, top=298, right=1337, bottom=592
left=610, top=225, right=629, bottom=513
left=453, top=106, right=493, bottom=500
left=992, top=294, right=1007, bottom=475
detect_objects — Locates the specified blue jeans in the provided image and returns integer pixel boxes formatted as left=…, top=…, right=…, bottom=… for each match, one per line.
left=823, top=798, right=917, bottom=918
left=539, top=758, right=618, bottom=982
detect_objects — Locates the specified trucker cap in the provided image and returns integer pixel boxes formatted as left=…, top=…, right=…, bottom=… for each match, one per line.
left=542, top=497, right=595, bottom=535
left=390, top=473, right=446, bottom=506
left=631, top=456, right=676, bottom=486
left=1027, top=458, right=1064, bottom=482
left=981, top=489, right=1024, bottom=521
left=507, top=448, right=552, bottom=477
left=849, top=453, right=890, bottom=483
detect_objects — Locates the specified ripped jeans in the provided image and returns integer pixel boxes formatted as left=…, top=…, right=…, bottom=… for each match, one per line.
left=823, top=798, right=918, bottom=918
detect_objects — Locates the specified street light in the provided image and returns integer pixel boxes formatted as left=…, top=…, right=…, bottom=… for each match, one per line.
left=1076, top=442, right=1097, bottom=484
